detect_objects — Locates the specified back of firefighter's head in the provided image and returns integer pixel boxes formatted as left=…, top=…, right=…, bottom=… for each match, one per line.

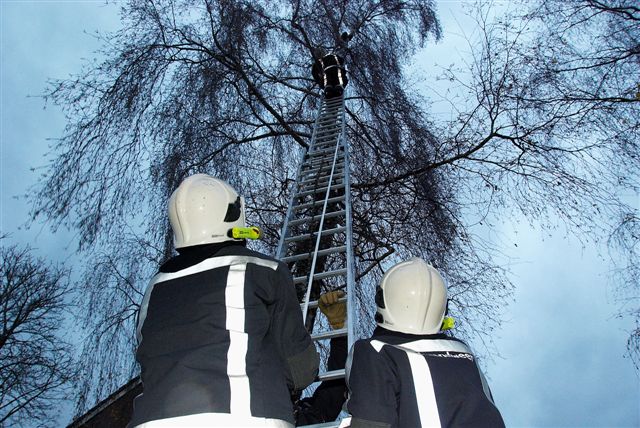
left=375, top=257, right=447, bottom=335
left=168, top=174, right=245, bottom=248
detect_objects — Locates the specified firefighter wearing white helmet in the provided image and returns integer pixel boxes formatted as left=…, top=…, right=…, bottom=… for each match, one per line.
left=131, top=174, right=319, bottom=428
left=375, top=257, right=448, bottom=334
left=345, top=257, right=505, bottom=428
left=168, top=174, right=246, bottom=247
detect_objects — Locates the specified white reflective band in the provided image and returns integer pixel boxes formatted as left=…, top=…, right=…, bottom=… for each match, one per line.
left=152, top=255, right=278, bottom=285
left=225, top=307, right=245, bottom=332
left=406, top=352, right=441, bottom=428
left=331, top=55, right=344, bottom=86
left=133, top=412, right=294, bottom=427
left=370, top=340, right=385, bottom=352
left=370, top=339, right=471, bottom=355
left=136, top=273, right=163, bottom=342
left=319, top=58, right=327, bottom=88
left=323, top=64, right=344, bottom=86
left=394, top=339, right=471, bottom=355
left=338, top=416, right=352, bottom=428
left=226, top=264, right=247, bottom=332
left=478, top=367, right=495, bottom=404
left=369, top=339, right=445, bottom=427
left=226, top=263, right=250, bottom=415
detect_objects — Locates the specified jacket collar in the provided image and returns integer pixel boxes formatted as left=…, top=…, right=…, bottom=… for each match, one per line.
left=371, top=326, right=461, bottom=345
left=160, top=241, right=246, bottom=273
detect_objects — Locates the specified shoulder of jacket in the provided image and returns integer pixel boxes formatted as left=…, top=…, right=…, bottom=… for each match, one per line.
left=352, top=338, right=386, bottom=353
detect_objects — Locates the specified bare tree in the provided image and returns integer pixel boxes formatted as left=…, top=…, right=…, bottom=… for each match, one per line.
left=0, top=240, right=75, bottom=427
left=32, top=0, right=636, bottom=413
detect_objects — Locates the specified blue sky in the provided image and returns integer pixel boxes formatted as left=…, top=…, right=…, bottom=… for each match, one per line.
left=1, top=1, right=638, bottom=427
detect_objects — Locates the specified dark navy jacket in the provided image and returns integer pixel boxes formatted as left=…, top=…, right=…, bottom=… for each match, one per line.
left=346, top=328, right=504, bottom=428
left=312, top=54, right=348, bottom=98
left=130, top=242, right=319, bottom=426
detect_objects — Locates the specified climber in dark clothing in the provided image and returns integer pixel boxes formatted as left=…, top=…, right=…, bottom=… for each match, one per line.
left=312, top=53, right=348, bottom=99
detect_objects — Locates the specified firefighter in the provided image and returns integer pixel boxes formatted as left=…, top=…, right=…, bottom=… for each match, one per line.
left=130, top=174, right=319, bottom=427
left=345, top=258, right=505, bottom=428
left=312, top=52, right=348, bottom=99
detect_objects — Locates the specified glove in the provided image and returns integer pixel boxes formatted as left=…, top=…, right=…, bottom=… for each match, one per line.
left=319, top=291, right=346, bottom=330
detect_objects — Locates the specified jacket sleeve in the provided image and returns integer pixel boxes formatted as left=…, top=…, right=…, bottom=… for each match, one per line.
left=296, top=336, right=348, bottom=425
left=271, top=262, right=319, bottom=391
left=346, top=340, right=397, bottom=428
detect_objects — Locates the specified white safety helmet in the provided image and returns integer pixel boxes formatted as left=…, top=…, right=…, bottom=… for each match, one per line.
left=168, top=174, right=246, bottom=248
left=375, top=257, right=447, bottom=335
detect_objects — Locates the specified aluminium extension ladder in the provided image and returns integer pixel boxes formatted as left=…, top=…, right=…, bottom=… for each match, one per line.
left=276, top=94, right=355, bottom=427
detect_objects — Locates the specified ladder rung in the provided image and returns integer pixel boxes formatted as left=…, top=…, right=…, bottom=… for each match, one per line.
left=316, top=124, right=340, bottom=132
left=319, top=112, right=341, bottom=118
left=293, top=195, right=344, bottom=211
left=299, top=422, right=342, bottom=428
left=299, top=176, right=345, bottom=188
left=282, top=245, right=346, bottom=263
left=302, top=160, right=344, bottom=172
left=301, top=162, right=345, bottom=176
left=318, top=110, right=340, bottom=118
left=317, top=368, right=346, bottom=382
left=307, top=146, right=339, bottom=159
left=316, top=127, right=341, bottom=135
left=299, top=172, right=345, bottom=186
left=316, top=118, right=341, bottom=126
left=316, top=124, right=342, bottom=131
left=294, top=268, right=347, bottom=284
left=311, top=140, right=339, bottom=149
left=284, top=226, right=346, bottom=243
left=317, top=115, right=339, bottom=122
left=314, top=135, right=340, bottom=144
left=303, top=156, right=339, bottom=166
left=302, top=295, right=347, bottom=310
left=311, top=327, right=347, bottom=341
left=314, top=130, right=341, bottom=138
left=312, top=143, right=341, bottom=152
left=322, top=99, right=341, bottom=106
left=302, top=165, right=342, bottom=176
left=305, top=153, right=344, bottom=165
left=320, top=106, right=341, bottom=114
left=299, top=422, right=341, bottom=428
left=295, top=183, right=346, bottom=198
left=321, top=101, right=341, bottom=109
left=323, top=97, right=343, bottom=105
left=288, top=209, right=346, bottom=226
left=306, top=148, right=342, bottom=159
left=298, top=179, right=345, bottom=192
left=299, top=171, right=344, bottom=184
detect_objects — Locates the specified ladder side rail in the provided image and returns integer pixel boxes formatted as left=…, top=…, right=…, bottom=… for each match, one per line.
left=301, top=109, right=344, bottom=324
left=276, top=97, right=328, bottom=259
left=340, top=95, right=357, bottom=349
